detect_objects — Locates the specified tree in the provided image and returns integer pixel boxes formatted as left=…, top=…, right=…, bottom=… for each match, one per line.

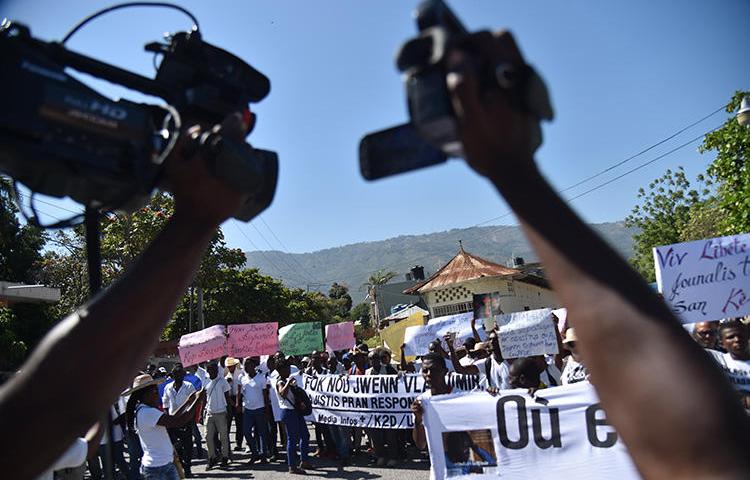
left=0, top=180, right=54, bottom=370
left=366, top=269, right=397, bottom=287
left=700, top=90, right=750, bottom=234
left=328, top=282, right=353, bottom=317
left=625, top=167, right=716, bottom=281
left=350, top=302, right=371, bottom=328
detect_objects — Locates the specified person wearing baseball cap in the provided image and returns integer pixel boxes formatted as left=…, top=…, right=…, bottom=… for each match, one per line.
left=123, top=374, right=205, bottom=479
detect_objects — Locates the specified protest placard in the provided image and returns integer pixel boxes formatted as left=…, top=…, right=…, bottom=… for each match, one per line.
left=325, top=321, right=356, bottom=352
left=472, top=292, right=507, bottom=330
left=421, top=383, right=639, bottom=480
left=551, top=307, right=567, bottom=334
left=227, top=322, right=278, bottom=358
left=403, top=312, right=485, bottom=357
left=178, top=325, right=227, bottom=367
left=653, top=233, right=750, bottom=323
left=302, top=373, right=485, bottom=430
left=496, top=308, right=559, bottom=358
left=278, top=321, right=324, bottom=356
left=380, top=312, right=424, bottom=361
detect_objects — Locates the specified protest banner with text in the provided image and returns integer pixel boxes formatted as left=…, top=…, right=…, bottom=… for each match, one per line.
left=279, top=321, right=324, bottom=356
left=654, top=233, right=750, bottom=323
left=227, top=322, right=278, bottom=358
left=381, top=312, right=424, bottom=362
left=325, top=321, right=356, bottom=352
left=422, top=382, right=639, bottom=479
left=496, top=308, right=559, bottom=358
left=403, top=312, right=485, bottom=356
left=178, top=325, right=227, bottom=367
left=302, top=373, right=486, bottom=430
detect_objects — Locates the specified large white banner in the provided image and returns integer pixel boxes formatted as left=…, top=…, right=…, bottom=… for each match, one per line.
left=422, top=383, right=640, bottom=479
left=301, top=373, right=485, bottom=429
left=654, top=233, right=750, bottom=323
left=404, top=312, right=486, bottom=356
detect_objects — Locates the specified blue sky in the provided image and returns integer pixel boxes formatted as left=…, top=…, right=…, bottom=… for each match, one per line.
left=2, top=0, right=748, bottom=256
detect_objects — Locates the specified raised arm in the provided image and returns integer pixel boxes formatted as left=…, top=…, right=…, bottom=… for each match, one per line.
left=470, top=316, right=481, bottom=342
left=445, top=31, right=750, bottom=478
left=444, top=334, right=479, bottom=375
left=0, top=114, right=252, bottom=478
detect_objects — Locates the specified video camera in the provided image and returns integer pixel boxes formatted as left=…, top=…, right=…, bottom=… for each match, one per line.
left=0, top=7, right=278, bottom=224
left=359, top=0, right=553, bottom=181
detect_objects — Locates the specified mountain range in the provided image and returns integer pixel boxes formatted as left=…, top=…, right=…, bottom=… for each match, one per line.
left=244, top=222, right=637, bottom=301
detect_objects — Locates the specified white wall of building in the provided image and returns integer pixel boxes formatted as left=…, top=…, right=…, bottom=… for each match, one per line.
left=422, top=276, right=558, bottom=318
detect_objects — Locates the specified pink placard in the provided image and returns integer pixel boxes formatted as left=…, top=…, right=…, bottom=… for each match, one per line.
left=325, top=321, right=355, bottom=352
left=228, top=322, right=279, bottom=358
left=178, top=325, right=227, bottom=367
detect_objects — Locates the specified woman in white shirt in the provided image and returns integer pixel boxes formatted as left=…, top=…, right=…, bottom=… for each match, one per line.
left=123, top=374, right=204, bottom=480
left=275, top=359, right=310, bottom=474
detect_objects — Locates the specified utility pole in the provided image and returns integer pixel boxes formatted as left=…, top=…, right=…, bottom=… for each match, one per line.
left=197, top=286, right=204, bottom=330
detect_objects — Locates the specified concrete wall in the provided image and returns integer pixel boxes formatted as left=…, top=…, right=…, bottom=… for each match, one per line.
left=422, top=276, right=558, bottom=318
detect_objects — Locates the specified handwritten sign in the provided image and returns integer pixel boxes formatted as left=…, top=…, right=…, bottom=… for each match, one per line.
left=227, top=322, right=278, bottom=358
left=325, top=321, right=355, bottom=353
left=654, top=233, right=750, bottom=323
left=496, top=308, right=559, bottom=358
left=403, top=312, right=485, bottom=356
left=381, top=312, right=425, bottom=362
left=178, top=325, right=227, bottom=367
left=279, top=322, right=324, bottom=356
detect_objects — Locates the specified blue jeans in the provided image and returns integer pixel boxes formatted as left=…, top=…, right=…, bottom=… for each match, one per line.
left=140, top=462, right=179, bottom=480
left=243, top=407, right=270, bottom=458
left=281, top=409, right=309, bottom=467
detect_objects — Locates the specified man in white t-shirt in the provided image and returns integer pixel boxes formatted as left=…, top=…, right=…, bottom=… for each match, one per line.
left=161, top=365, right=196, bottom=476
left=713, top=320, right=750, bottom=410
left=561, top=328, right=589, bottom=385
left=238, top=357, right=271, bottom=463
left=411, top=353, right=453, bottom=452
left=204, top=362, right=231, bottom=468
left=224, top=357, right=245, bottom=452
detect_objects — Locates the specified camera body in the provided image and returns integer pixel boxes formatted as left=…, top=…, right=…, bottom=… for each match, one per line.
left=0, top=21, right=277, bottom=221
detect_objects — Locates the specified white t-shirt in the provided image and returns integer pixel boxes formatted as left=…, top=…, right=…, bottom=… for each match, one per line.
left=136, top=405, right=173, bottom=468
left=35, top=437, right=87, bottom=480
left=274, top=372, right=302, bottom=410
left=714, top=352, right=750, bottom=393
left=100, top=405, right=124, bottom=444
left=240, top=371, right=268, bottom=410
left=488, top=357, right=510, bottom=389
left=205, top=376, right=231, bottom=414
left=540, top=363, right=562, bottom=387
left=561, top=357, right=589, bottom=385
left=195, top=366, right=210, bottom=387
left=414, top=358, right=455, bottom=374
left=161, top=381, right=196, bottom=415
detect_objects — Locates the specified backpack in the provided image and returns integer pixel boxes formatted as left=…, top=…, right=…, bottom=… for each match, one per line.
left=290, top=384, right=313, bottom=416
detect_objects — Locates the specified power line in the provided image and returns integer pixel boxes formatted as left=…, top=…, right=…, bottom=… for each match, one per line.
left=233, top=221, right=312, bottom=285
left=258, top=216, right=321, bottom=283
left=474, top=105, right=725, bottom=227
left=247, top=220, right=316, bottom=284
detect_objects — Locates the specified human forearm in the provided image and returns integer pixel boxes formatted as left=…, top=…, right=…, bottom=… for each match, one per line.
left=489, top=166, right=750, bottom=476
left=0, top=212, right=219, bottom=476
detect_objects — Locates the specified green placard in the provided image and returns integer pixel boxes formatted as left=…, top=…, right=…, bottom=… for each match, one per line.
left=278, top=321, right=324, bottom=356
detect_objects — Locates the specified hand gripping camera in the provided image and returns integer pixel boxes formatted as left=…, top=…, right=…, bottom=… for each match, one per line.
left=359, top=0, right=553, bottom=180
left=0, top=11, right=278, bottom=223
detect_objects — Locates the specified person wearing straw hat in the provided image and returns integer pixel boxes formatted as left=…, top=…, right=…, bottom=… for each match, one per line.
left=560, top=328, right=588, bottom=385
left=224, top=356, right=245, bottom=453
left=123, top=374, right=205, bottom=479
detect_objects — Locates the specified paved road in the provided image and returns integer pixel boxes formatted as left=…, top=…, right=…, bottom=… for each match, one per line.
left=187, top=425, right=431, bottom=480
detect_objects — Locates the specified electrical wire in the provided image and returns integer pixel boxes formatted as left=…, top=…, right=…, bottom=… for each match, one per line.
left=248, top=221, right=316, bottom=284
left=258, top=216, right=321, bottom=284
left=61, top=2, right=200, bottom=45
left=233, top=221, right=312, bottom=285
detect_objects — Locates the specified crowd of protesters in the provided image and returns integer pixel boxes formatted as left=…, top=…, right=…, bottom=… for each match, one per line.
left=45, top=313, right=748, bottom=479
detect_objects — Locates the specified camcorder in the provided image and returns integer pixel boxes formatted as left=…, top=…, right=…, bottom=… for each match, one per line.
left=359, top=0, right=553, bottom=181
left=0, top=7, right=278, bottom=224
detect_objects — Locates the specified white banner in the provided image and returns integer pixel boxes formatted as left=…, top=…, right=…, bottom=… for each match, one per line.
left=422, top=383, right=639, bottom=479
left=301, top=373, right=485, bottom=429
left=496, top=309, right=559, bottom=358
left=654, top=233, right=750, bottom=323
left=404, top=312, right=486, bottom=356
